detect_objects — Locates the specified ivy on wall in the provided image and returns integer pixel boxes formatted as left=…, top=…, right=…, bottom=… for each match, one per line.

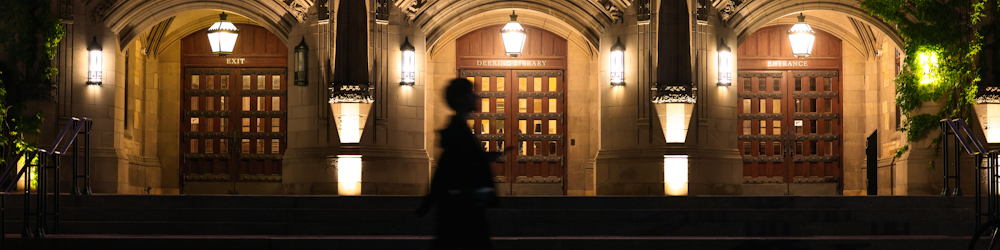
left=862, top=0, right=998, bottom=159
left=0, top=0, right=65, bottom=179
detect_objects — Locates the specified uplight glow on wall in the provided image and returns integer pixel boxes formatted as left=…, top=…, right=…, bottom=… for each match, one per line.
left=610, top=37, right=626, bottom=86
left=664, top=155, right=689, bottom=196
left=918, top=51, right=939, bottom=84
left=655, top=103, right=694, bottom=143
left=337, top=155, right=362, bottom=195
left=331, top=102, right=371, bottom=143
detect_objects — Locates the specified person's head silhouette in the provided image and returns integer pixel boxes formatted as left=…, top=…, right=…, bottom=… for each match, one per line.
left=446, top=78, right=476, bottom=114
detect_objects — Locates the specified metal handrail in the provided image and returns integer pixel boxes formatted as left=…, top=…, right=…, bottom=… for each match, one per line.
left=0, top=117, right=92, bottom=243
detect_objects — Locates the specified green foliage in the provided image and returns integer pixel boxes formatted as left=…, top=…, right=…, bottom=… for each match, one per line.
left=0, top=0, right=64, bottom=175
left=862, top=0, right=997, bottom=161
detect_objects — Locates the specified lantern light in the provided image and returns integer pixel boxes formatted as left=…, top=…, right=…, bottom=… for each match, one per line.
left=294, top=38, right=309, bottom=86
left=400, top=37, right=416, bottom=86
left=207, top=12, right=240, bottom=56
left=787, top=13, right=816, bottom=59
left=610, top=37, right=626, bottom=86
left=501, top=11, right=527, bottom=57
left=918, top=51, right=939, bottom=84
left=86, top=36, right=103, bottom=85
left=717, top=38, right=732, bottom=86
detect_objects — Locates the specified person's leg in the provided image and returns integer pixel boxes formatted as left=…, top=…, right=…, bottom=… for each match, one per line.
left=430, top=210, right=460, bottom=250
left=457, top=208, right=492, bottom=250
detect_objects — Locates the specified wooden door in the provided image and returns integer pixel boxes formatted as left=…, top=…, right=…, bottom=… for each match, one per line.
left=183, top=69, right=237, bottom=181
left=465, top=69, right=566, bottom=195
left=182, top=68, right=286, bottom=183
left=180, top=24, right=288, bottom=189
left=738, top=70, right=841, bottom=185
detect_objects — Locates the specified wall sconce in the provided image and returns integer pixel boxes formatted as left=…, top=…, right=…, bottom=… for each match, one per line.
left=664, top=155, right=689, bottom=196
left=717, top=38, right=732, bottom=86
left=610, top=37, right=625, bottom=86
left=207, top=12, right=240, bottom=56
left=501, top=11, right=527, bottom=57
left=787, top=13, right=815, bottom=59
left=400, top=37, right=416, bottom=86
left=86, top=36, right=103, bottom=85
left=294, top=38, right=308, bottom=86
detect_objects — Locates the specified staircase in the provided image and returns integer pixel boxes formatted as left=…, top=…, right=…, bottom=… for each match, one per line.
left=1, top=195, right=987, bottom=249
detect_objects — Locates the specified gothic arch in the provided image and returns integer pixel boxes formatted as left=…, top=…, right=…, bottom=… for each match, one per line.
left=92, top=0, right=313, bottom=50
left=415, top=0, right=614, bottom=57
left=427, top=9, right=598, bottom=58
left=717, top=0, right=904, bottom=48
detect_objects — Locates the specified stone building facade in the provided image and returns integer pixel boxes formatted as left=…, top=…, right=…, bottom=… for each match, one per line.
left=23, top=0, right=983, bottom=196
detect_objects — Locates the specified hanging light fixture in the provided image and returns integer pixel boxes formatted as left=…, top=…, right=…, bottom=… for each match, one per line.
left=207, top=12, right=240, bottom=56
left=610, top=37, right=625, bottom=86
left=400, top=37, right=416, bottom=86
left=787, top=13, right=815, bottom=59
left=717, top=38, right=732, bottom=86
left=86, top=36, right=103, bottom=85
left=501, top=10, right=527, bottom=57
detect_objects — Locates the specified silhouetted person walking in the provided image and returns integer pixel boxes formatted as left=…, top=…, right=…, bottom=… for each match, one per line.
left=416, top=78, right=504, bottom=250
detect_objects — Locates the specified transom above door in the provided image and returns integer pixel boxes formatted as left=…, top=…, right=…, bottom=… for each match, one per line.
left=737, top=70, right=841, bottom=186
left=464, top=70, right=565, bottom=196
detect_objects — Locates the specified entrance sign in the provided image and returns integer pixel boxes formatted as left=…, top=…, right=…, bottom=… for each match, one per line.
left=767, top=60, right=808, bottom=67
left=476, top=60, right=548, bottom=67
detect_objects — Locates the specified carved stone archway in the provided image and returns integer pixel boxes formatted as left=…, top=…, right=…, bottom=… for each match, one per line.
left=715, top=0, right=904, bottom=48
left=90, top=0, right=314, bottom=50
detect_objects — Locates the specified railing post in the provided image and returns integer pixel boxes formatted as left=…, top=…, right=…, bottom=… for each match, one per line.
left=22, top=152, right=32, bottom=238
left=35, top=152, right=45, bottom=238
left=955, top=133, right=963, bottom=196
left=942, top=121, right=950, bottom=196
left=71, top=137, right=79, bottom=196
left=84, top=120, right=92, bottom=195
left=52, top=155, right=61, bottom=234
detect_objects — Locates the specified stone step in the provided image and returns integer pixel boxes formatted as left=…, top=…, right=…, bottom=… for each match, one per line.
left=0, top=235, right=991, bottom=250
left=2, top=195, right=976, bottom=210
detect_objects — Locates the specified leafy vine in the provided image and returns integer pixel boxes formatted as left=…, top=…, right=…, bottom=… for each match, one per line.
left=861, top=0, right=997, bottom=162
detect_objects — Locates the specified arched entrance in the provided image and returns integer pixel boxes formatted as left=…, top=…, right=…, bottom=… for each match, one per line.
left=179, top=24, right=289, bottom=194
left=736, top=25, right=843, bottom=195
left=457, top=25, right=568, bottom=196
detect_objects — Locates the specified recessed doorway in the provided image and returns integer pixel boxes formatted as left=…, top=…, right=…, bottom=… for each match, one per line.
left=737, top=25, right=844, bottom=195
left=456, top=25, right=568, bottom=196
